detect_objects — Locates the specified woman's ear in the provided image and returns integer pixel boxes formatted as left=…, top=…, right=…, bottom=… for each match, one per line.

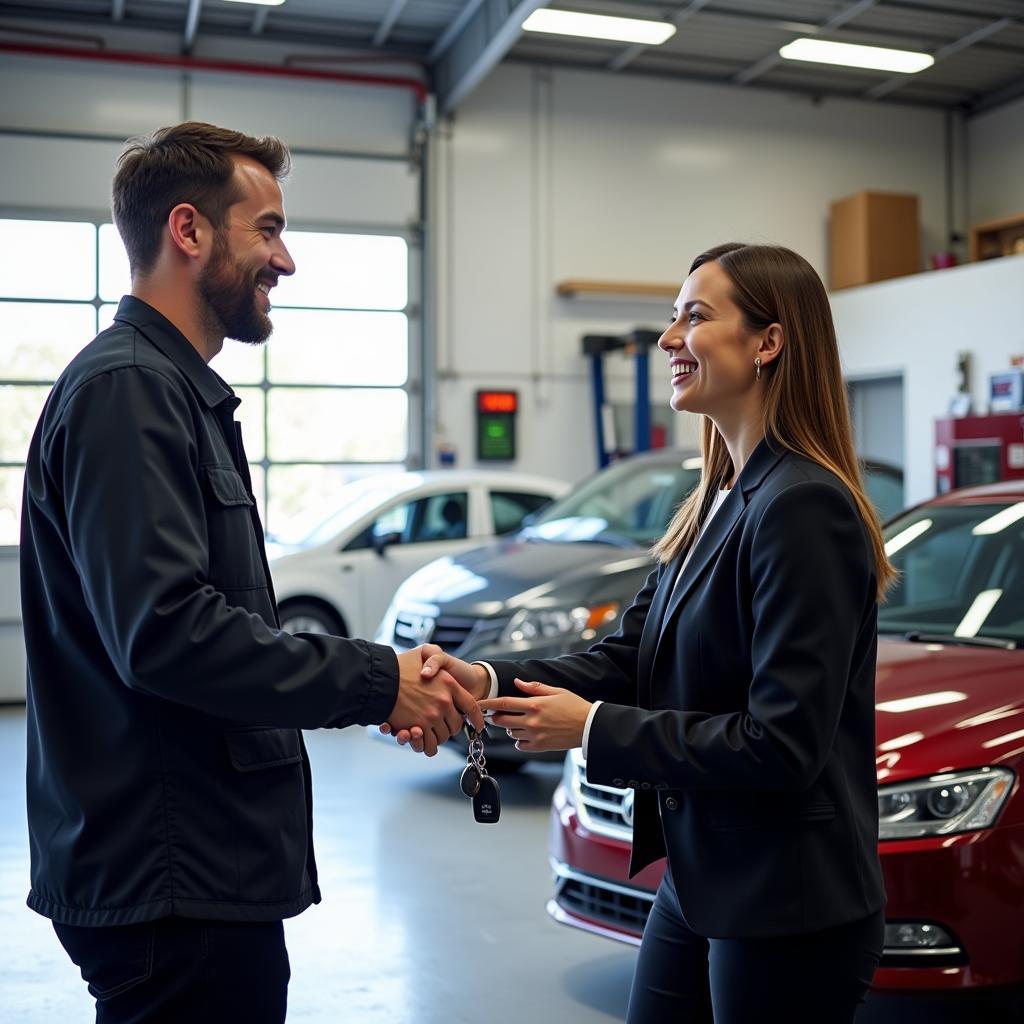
left=759, top=323, right=784, bottom=367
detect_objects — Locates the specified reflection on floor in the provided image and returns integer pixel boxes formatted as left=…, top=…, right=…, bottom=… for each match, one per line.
left=0, top=707, right=1009, bottom=1023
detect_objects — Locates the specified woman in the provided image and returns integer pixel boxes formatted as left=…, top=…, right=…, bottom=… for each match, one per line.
left=396, top=242, right=893, bottom=1022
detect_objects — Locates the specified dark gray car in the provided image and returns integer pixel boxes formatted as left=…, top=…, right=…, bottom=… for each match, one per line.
left=376, top=448, right=903, bottom=769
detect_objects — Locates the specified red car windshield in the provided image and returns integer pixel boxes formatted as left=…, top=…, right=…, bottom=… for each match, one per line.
left=878, top=501, right=1024, bottom=646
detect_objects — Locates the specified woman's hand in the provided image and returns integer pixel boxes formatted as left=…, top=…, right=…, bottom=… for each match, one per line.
left=478, top=679, right=592, bottom=752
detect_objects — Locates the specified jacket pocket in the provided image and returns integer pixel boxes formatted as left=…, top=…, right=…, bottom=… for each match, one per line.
left=202, top=465, right=254, bottom=507
left=225, top=728, right=303, bottom=772
left=200, top=464, right=263, bottom=590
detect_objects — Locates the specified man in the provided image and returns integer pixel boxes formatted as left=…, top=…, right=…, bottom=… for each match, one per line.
left=20, top=122, right=480, bottom=1022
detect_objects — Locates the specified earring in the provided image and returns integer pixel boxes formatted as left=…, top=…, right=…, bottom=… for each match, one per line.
left=755, top=357, right=762, bottom=382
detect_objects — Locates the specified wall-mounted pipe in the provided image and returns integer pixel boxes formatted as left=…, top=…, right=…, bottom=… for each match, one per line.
left=0, top=40, right=429, bottom=104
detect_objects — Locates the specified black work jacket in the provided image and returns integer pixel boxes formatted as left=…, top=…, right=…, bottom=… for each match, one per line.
left=489, top=441, right=885, bottom=939
left=21, top=296, right=399, bottom=927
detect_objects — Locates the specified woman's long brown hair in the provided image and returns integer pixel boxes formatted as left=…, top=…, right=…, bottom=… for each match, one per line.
left=652, top=242, right=896, bottom=600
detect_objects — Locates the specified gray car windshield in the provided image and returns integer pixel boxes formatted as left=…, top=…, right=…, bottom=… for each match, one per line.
left=519, top=458, right=702, bottom=546
left=878, top=501, right=1024, bottom=645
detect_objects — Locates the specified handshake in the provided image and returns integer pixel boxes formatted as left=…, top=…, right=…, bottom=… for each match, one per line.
left=382, top=643, right=593, bottom=756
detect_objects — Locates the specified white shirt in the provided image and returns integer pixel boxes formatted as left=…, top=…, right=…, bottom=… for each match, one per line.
left=476, top=488, right=734, bottom=758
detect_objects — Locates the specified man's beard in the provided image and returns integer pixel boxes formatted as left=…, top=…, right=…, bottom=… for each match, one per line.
left=197, top=232, right=273, bottom=346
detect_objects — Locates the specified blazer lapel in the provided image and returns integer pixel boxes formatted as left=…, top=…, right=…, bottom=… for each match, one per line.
left=637, top=553, right=684, bottom=696
left=653, top=438, right=788, bottom=657
left=658, top=486, right=745, bottom=641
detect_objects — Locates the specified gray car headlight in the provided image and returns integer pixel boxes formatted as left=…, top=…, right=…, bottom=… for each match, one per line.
left=877, top=767, right=1014, bottom=839
left=502, top=602, right=620, bottom=646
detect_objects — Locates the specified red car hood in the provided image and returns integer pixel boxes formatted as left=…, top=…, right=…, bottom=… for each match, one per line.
left=874, top=637, right=1024, bottom=783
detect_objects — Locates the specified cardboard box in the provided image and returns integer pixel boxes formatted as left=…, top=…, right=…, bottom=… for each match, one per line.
left=829, top=191, right=920, bottom=291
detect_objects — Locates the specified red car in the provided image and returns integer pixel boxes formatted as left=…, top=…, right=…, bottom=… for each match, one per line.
left=548, top=480, right=1024, bottom=1008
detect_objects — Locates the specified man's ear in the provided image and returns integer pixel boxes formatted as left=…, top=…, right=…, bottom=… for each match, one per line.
left=758, top=323, right=784, bottom=367
left=165, top=203, right=208, bottom=261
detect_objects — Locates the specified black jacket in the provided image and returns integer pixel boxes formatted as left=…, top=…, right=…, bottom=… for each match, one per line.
left=489, top=440, right=885, bottom=938
left=21, top=296, right=400, bottom=927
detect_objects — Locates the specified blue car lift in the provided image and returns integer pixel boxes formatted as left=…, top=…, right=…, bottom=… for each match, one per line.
left=582, top=328, right=661, bottom=469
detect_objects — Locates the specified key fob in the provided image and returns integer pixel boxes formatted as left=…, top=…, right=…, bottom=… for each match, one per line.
left=460, top=763, right=482, bottom=798
left=473, top=776, right=501, bottom=824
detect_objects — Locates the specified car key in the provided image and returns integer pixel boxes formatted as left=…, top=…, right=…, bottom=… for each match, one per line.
left=472, top=775, right=501, bottom=824
left=462, top=723, right=500, bottom=823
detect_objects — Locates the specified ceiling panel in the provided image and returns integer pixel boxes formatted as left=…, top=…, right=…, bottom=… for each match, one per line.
left=0, top=0, right=1020, bottom=112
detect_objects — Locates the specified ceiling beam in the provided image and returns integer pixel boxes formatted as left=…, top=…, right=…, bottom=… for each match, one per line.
left=373, top=0, right=408, bottom=48
left=733, top=0, right=878, bottom=86
left=250, top=7, right=269, bottom=36
left=182, top=0, right=201, bottom=54
left=430, top=0, right=486, bottom=62
left=607, top=0, right=714, bottom=73
left=865, top=17, right=1015, bottom=100
left=433, top=0, right=545, bottom=114
left=111, top=0, right=125, bottom=21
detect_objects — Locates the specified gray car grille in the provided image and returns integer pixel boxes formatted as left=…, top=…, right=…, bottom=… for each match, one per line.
left=392, top=611, right=509, bottom=656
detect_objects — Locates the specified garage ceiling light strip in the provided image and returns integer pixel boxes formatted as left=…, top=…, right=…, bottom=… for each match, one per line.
left=780, top=38, right=934, bottom=74
left=522, top=9, right=676, bottom=46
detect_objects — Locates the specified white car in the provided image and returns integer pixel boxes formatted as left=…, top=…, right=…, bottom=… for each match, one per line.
left=268, top=470, right=568, bottom=639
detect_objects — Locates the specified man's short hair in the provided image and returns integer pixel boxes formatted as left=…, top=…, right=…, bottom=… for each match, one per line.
left=112, top=121, right=290, bottom=277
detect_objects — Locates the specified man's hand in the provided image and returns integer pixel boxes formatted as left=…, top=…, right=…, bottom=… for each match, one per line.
left=387, top=648, right=485, bottom=757
left=381, top=645, right=490, bottom=754
left=478, top=679, right=592, bottom=753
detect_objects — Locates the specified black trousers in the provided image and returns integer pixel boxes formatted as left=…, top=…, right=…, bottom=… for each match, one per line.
left=53, top=916, right=290, bottom=1024
left=627, top=870, right=884, bottom=1023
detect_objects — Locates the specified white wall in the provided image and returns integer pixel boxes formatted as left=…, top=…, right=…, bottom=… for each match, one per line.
left=968, top=95, right=1024, bottom=225
left=833, top=253, right=1024, bottom=506
left=434, top=64, right=952, bottom=483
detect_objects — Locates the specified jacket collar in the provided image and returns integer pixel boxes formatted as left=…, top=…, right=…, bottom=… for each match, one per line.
left=113, top=295, right=235, bottom=409
left=653, top=436, right=787, bottom=643
left=737, top=434, right=787, bottom=497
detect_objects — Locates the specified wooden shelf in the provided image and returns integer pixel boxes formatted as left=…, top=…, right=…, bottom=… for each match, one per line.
left=970, top=212, right=1024, bottom=262
left=555, top=279, right=679, bottom=299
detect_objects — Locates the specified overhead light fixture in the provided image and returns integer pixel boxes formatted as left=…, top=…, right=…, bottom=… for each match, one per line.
left=780, top=38, right=934, bottom=74
left=223, top=0, right=286, bottom=6
left=522, top=9, right=676, bottom=46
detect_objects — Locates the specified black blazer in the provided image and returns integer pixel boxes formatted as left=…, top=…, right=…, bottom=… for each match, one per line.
left=489, top=439, right=885, bottom=939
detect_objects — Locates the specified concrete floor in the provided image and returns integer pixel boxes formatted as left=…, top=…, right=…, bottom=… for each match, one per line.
left=0, top=706, right=1009, bottom=1023
left=0, top=707, right=635, bottom=1023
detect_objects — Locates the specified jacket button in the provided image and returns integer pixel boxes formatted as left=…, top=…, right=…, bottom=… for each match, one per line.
left=627, top=779, right=639, bottom=788
left=640, top=782, right=651, bottom=790
left=664, top=796, right=679, bottom=812
left=612, top=778, right=625, bottom=787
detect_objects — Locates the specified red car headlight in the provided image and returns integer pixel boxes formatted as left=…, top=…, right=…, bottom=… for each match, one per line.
left=877, top=766, right=1014, bottom=839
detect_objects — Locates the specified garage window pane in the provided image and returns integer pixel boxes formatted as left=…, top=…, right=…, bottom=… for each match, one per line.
left=2, top=302, right=97, bottom=380
left=267, top=388, right=406, bottom=462
left=98, top=303, right=119, bottom=333
left=235, top=388, right=265, bottom=462
left=99, top=223, right=131, bottom=302
left=0, top=220, right=96, bottom=299
left=249, top=465, right=265, bottom=523
left=0, top=386, right=50, bottom=462
left=267, top=310, right=407, bottom=385
left=211, top=342, right=265, bottom=386
left=270, top=232, right=407, bottom=310
left=0, top=467, right=24, bottom=545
